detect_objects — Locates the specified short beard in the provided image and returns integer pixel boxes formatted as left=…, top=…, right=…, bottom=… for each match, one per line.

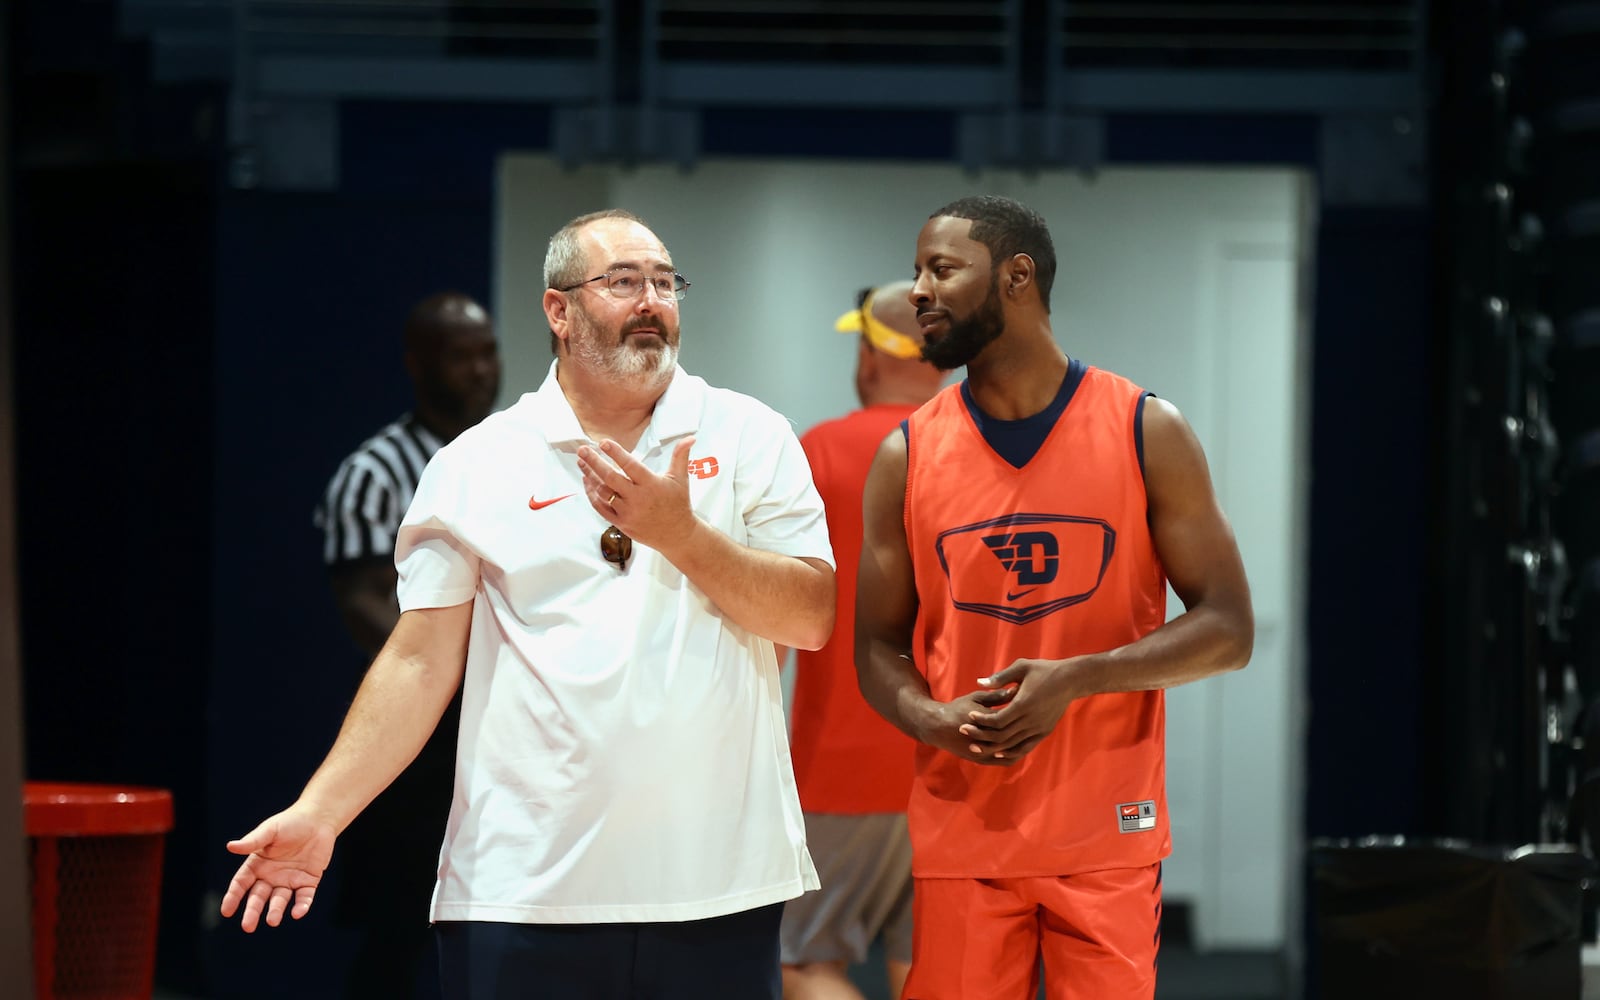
left=921, top=274, right=1005, bottom=371
left=568, top=309, right=678, bottom=390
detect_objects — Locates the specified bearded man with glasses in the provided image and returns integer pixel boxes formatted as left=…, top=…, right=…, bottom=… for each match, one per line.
left=221, top=209, right=838, bottom=1000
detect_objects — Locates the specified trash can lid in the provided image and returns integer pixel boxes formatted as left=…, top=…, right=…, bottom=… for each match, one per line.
left=23, top=782, right=174, bottom=836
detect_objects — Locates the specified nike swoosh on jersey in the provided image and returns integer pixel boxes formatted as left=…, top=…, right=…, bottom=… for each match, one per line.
left=1005, top=588, right=1039, bottom=601
left=528, top=494, right=574, bottom=510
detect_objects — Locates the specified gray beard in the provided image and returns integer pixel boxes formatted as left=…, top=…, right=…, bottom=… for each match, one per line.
left=570, top=328, right=677, bottom=391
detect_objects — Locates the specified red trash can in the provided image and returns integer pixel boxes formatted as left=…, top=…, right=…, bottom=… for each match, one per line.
left=25, top=782, right=175, bottom=1000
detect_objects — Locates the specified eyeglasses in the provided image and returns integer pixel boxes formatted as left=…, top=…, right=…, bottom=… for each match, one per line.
left=600, top=526, right=633, bottom=570
left=557, top=266, right=691, bottom=302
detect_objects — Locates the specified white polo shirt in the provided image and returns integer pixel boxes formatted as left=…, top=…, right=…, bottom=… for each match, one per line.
left=396, top=361, right=831, bottom=924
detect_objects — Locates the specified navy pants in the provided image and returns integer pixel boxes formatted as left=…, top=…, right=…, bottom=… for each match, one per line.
left=435, top=902, right=784, bottom=999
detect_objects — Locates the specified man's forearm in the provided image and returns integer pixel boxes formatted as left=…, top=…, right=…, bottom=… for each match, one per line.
left=856, top=641, right=938, bottom=744
left=658, top=519, right=835, bottom=651
left=1062, top=603, right=1253, bottom=698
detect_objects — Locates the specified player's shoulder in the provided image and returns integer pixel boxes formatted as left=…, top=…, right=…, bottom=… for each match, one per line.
left=1075, top=362, right=1179, bottom=422
left=1078, top=361, right=1150, bottom=400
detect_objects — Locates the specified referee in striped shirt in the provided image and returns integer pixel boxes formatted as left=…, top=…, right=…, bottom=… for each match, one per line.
left=313, top=291, right=500, bottom=1000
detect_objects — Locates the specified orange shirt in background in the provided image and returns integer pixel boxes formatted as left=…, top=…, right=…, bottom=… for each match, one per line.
left=791, top=403, right=923, bottom=814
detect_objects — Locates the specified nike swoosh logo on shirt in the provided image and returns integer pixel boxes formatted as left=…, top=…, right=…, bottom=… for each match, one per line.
left=528, top=494, right=574, bottom=511
left=1006, top=588, right=1038, bottom=601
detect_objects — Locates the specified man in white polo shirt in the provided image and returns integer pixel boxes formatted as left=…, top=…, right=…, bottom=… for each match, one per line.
left=220, top=209, right=837, bottom=1000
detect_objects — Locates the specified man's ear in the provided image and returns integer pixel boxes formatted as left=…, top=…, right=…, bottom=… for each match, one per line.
left=543, top=287, right=570, bottom=344
left=1004, top=253, right=1035, bottom=298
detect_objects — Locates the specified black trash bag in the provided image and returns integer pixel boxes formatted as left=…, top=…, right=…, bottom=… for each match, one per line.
left=1309, top=837, right=1594, bottom=1000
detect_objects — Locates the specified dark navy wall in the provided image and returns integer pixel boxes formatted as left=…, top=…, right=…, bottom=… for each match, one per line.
left=1305, top=206, right=1434, bottom=838
left=204, top=184, right=495, bottom=996
left=13, top=160, right=218, bottom=995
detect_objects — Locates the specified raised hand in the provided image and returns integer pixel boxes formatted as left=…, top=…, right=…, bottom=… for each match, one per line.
left=219, top=808, right=337, bottom=932
left=577, top=437, right=695, bottom=550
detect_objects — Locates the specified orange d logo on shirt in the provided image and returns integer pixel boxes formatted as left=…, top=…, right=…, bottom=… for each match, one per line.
left=687, top=456, right=720, bottom=479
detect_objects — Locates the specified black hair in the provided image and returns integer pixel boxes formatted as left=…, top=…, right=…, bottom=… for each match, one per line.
left=929, top=195, right=1057, bottom=313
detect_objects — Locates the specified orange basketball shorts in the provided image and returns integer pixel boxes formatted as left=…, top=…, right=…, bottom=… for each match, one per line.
left=901, top=863, right=1162, bottom=1000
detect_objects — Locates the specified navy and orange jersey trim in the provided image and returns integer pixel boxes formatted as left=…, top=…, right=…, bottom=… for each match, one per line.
left=901, top=361, right=1155, bottom=488
left=957, top=357, right=1087, bottom=469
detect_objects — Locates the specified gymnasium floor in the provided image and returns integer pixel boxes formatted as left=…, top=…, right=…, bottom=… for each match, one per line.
left=843, top=942, right=1284, bottom=1000
left=150, top=947, right=1284, bottom=1000
left=151, top=943, right=1600, bottom=999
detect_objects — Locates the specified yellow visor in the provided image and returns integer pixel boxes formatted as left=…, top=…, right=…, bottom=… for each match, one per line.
left=833, top=289, right=923, bottom=360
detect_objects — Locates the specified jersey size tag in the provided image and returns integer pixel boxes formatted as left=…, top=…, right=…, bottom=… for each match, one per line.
left=1117, top=800, right=1157, bottom=833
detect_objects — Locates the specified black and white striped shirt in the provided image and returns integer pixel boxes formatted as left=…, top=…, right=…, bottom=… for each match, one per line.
left=314, top=414, right=445, bottom=566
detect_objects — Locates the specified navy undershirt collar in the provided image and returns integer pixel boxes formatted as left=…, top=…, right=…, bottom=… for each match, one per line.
left=959, top=357, right=1088, bottom=469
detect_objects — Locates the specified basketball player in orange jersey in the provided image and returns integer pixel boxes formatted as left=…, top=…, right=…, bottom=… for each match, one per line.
left=855, top=195, right=1254, bottom=1000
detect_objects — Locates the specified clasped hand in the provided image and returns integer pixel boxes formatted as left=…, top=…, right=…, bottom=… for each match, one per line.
left=942, top=657, right=1077, bottom=766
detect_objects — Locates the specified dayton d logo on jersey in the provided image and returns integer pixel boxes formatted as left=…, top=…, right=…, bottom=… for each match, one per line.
left=934, top=514, right=1116, bottom=624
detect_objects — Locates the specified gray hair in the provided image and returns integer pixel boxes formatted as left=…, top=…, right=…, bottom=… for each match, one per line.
left=543, top=209, right=649, bottom=290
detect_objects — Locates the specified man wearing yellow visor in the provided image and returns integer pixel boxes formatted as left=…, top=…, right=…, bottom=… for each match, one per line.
left=781, top=281, right=944, bottom=1000
left=836, top=286, right=925, bottom=360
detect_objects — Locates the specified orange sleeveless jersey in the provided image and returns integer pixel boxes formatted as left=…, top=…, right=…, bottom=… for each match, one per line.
left=791, top=404, right=921, bottom=813
left=904, top=367, right=1169, bottom=877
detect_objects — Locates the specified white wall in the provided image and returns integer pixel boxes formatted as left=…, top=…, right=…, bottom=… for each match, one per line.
left=496, top=155, right=1313, bottom=953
